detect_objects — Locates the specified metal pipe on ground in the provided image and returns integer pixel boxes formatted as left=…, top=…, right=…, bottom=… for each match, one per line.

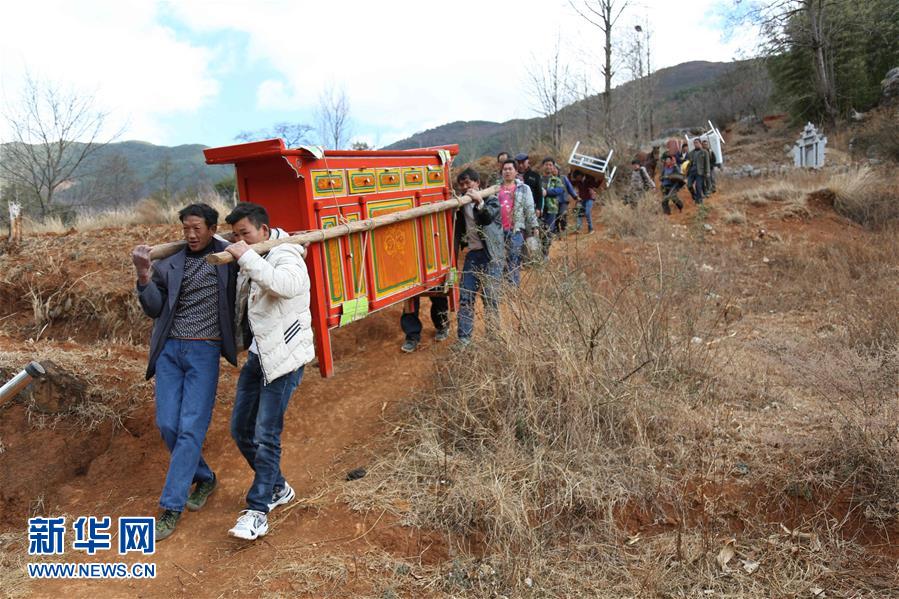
left=0, top=361, right=46, bottom=405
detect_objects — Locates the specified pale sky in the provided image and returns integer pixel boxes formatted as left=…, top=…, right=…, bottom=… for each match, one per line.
left=0, top=0, right=759, bottom=148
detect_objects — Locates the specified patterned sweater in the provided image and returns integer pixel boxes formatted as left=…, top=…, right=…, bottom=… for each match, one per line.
left=169, top=245, right=221, bottom=339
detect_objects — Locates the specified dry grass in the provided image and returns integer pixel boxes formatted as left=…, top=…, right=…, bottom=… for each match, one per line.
left=0, top=248, right=144, bottom=341
left=344, top=227, right=898, bottom=595
left=722, top=208, right=747, bottom=225
left=731, top=166, right=899, bottom=229
left=0, top=532, right=30, bottom=598
left=21, top=192, right=234, bottom=234
left=761, top=231, right=899, bottom=350
left=345, top=255, right=735, bottom=595
left=828, top=167, right=899, bottom=228
left=733, top=178, right=815, bottom=208
left=798, top=346, right=899, bottom=509
left=770, top=197, right=812, bottom=220
left=246, top=548, right=447, bottom=598
left=599, top=192, right=663, bottom=239
left=0, top=344, right=151, bottom=430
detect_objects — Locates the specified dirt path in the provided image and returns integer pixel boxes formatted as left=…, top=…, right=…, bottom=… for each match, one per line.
left=13, top=306, right=447, bottom=598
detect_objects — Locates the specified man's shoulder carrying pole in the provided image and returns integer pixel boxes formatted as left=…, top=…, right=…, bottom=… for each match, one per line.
left=146, top=186, right=499, bottom=265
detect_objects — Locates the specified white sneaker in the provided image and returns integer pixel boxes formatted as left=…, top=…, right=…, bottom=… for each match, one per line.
left=228, top=510, right=268, bottom=540
left=268, top=481, right=296, bottom=511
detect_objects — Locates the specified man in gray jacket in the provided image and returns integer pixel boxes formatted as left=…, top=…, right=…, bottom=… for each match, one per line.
left=455, top=168, right=504, bottom=345
left=223, top=202, right=315, bottom=540
left=131, top=203, right=237, bottom=542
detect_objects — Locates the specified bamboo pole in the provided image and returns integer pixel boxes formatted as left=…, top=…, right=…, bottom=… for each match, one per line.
left=200, top=185, right=498, bottom=265
left=148, top=233, right=235, bottom=261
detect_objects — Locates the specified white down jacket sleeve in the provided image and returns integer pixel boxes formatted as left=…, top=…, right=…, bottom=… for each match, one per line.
left=236, top=244, right=308, bottom=299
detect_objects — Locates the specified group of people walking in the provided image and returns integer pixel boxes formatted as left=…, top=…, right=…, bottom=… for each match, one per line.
left=625, top=137, right=719, bottom=214
left=658, top=138, right=718, bottom=214
left=132, top=141, right=722, bottom=544
left=399, top=151, right=602, bottom=352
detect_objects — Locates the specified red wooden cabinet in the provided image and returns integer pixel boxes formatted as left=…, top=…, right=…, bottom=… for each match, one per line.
left=204, top=139, right=459, bottom=377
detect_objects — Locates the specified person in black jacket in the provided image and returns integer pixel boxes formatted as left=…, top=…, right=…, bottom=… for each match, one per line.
left=131, top=203, right=237, bottom=542
left=702, top=139, right=718, bottom=195
left=455, top=168, right=504, bottom=346
left=514, top=153, right=544, bottom=216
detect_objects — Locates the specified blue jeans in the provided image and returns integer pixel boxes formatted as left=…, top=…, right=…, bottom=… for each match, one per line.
left=154, top=339, right=220, bottom=512
left=458, top=248, right=501, bottom=341
left=687, top=172, right=705, bottom=203
left=503, top=230, right=524, bottom=287
left=231, top=352, right=304, bottom=513
left=577, top=200, right=594, bottom=232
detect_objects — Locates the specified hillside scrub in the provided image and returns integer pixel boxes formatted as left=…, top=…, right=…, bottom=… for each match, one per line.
left=21, top=193, right=234, bottom=234
left=827, top=166, right=899, bottom=228
left=344, top=230, right=899, bottom=596
left=598, top=191, right=663, bottom=239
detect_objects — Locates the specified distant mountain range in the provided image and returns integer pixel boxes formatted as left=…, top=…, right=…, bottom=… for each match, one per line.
left=79, top=140, right=233, bottom=196
left=0, top=139, right=233, bottom=210
left=384, top=60, right=769, bottom=161
left=2, top=59, right=769, bottom=212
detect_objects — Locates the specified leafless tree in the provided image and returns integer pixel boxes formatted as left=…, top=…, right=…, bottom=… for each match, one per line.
left=317, top=85, right=352, bottom=149
left=93, top=152, right=141, bottom=209
left=68, top=151, right=141, bottom=210
left=527, top=36, right=573, bottom=153
left=235, top=122, right=314, bottom=147
left=150, top=152, right=175, bottom=204
left=0, top=75, right=119, bottom=219
left=569, top=0, right=630, bottom=137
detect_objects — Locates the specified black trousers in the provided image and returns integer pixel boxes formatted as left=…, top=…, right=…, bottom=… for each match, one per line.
left=401, top=295, right=449, bottom=342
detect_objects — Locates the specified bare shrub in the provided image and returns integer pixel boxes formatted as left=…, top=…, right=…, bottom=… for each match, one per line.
left=722, top=208, right=747, bottom=224
left=787, top=344, right=899, bottom=515
left=852, top=108, right=899, bottom=162
left=827, top=166, right=899, bottom=228
left=345, top=256, right=726, bottom=594
left=599, top=193, right=662, bottom=239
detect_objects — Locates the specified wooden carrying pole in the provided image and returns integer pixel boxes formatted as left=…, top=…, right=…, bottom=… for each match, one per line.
left=148, top=232, right=235, bottom=261
left=146, top=185, right=498, bottom=263
left=206, top=185, right=497, bottom=265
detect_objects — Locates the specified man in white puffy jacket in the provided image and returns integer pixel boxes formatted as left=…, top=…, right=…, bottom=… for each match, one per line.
left=223, top=202, right=315, bottom=540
